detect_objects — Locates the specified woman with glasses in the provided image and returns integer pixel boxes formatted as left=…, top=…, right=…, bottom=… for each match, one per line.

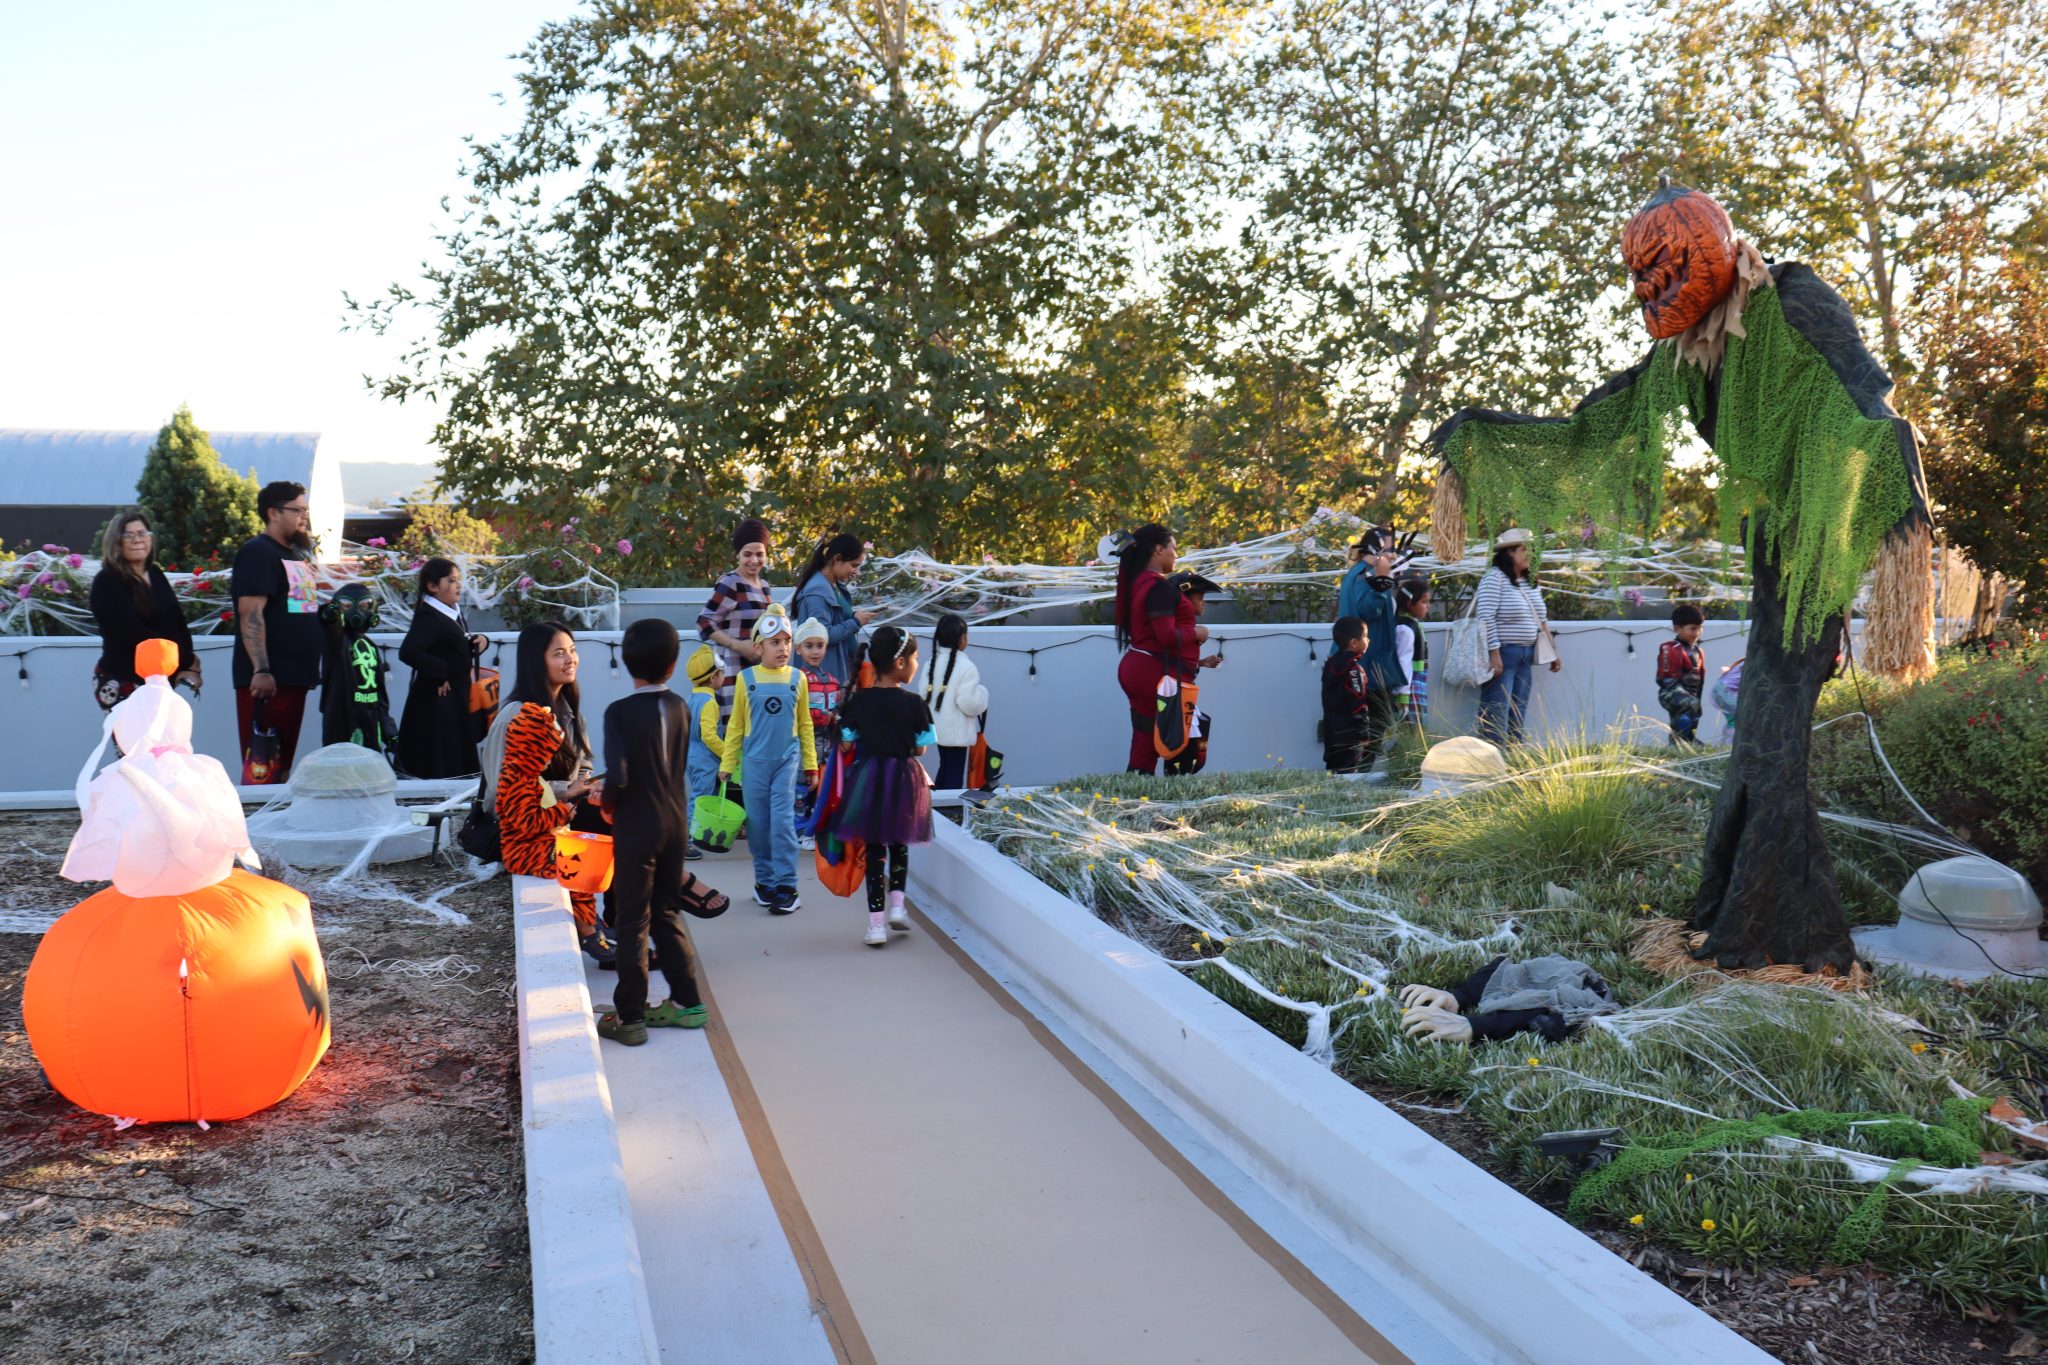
left=89, top=508, right=200, bottom=711
left=788, top=531, right=878, bottom=689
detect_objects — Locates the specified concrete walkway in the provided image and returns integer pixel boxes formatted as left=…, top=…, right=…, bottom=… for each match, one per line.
left=586, top=846, right=1397, bottom=1365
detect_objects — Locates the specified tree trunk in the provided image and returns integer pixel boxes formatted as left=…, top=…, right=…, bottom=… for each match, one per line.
left=1690, top=540, right=1855, bottom=973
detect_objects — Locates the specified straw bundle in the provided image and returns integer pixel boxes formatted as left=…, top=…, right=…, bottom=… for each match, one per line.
left=1863, top=519, right=1936, bottom=681
left=1429, top=463, right=1468, bottom=562
left=1631, top=916, right=1872, bottom=992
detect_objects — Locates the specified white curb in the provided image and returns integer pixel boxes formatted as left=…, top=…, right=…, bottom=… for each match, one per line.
left=911, top=819, right=1771, bottom=1365
left=512, top=874, right=660, bottom=1365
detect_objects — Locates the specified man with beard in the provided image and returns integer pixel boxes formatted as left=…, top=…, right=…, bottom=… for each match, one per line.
left=232, top=481, right=326, bottom=783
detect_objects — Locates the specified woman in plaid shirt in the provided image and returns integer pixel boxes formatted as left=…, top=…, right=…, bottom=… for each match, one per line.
left=696, top=518, right=776, bottom=712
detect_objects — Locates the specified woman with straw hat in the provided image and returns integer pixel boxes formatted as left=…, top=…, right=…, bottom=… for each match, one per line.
left=1473, top=528, right=1558, bottom=746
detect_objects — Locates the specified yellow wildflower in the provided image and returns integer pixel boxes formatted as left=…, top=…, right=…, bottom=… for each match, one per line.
left=1628, top=1214, right=1644, bottom=1227
left=1700, top=1218, right=1716, bottom=1232
left=1638, top=903, right=1652, bottom=912
left=1526, top=1057, right=1541, bottom=1067
left=1683, top=1173, right=1694, bottom=1183
left=1909, top=1042, right=1928, bottom=1054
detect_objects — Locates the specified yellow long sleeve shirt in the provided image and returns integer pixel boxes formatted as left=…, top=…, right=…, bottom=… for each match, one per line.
left=690, top=687, right=729, bottom=763
left=719, top=665, right=818, bottom=781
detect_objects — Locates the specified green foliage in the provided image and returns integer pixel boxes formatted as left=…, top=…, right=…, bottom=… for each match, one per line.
left=396, top=490, right=499, bottom=560
left=1913, top=211, right=2048, bottom=602
left=358, top=0, right=1232, bottom=580
left=135, top=407, right=260, bottom=569
left=1813, top=637, right=2048, bottom=890
left=975, top=754, right=2048, bottom=1310
left=1220, top=0, right=1644, bottom=508
left=1449, top=284, right=1914, bottom=645
left=1384, top=746, right=1700, bottom=899
left=1651, top=0, right=2048, bottom=380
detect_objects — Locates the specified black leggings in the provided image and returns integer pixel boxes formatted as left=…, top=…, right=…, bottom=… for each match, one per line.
left=864, top=844, right=909, bottom=913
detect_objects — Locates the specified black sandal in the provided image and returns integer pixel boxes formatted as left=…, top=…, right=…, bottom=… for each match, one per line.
left=679, top=875, right=730, bottom=920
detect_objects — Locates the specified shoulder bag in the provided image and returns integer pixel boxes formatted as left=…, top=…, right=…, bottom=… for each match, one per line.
left=1440, top=583, right=1493, bottom=689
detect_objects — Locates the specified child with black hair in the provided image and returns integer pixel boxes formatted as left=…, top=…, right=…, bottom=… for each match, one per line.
left=830, top=625, right=936, bottom=948
left=1321, top=617, right=1372, bottom=773
left=924, top=613, right=988, bottom=789
left=1392, top=577, right=1433, bottom=728
left=594, top=619, right=731, bottom=1047
left=1657, top=605, right=1707, bottom=746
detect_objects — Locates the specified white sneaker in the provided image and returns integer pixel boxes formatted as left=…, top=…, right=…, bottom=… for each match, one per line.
left=886, top=903, right=912, bottom=932
left=798, top=834, right=816, bottom=851
left=864, top=921, right=888, bottom=948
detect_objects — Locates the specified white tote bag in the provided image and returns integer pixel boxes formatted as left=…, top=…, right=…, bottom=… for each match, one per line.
left=1440, top=589, right=1493, bottom=689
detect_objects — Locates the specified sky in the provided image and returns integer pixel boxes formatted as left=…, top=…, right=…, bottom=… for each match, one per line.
left=0, top=0, right=576, bottom=481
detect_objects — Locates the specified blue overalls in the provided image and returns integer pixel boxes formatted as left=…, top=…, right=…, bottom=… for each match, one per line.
left=737, top=666, right=802, bottom=892
left=685, top=687, right=723, bottom=827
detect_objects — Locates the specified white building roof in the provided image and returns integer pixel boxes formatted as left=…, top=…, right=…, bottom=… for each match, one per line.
left=0, top=428, right=344, bottom=558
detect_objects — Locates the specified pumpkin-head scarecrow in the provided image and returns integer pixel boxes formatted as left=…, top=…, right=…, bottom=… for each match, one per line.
left=1425, top=172, right=1934, bottom=978
left=1620, top=175, right=1740, bottom=340
left=28, top=641, right=330, bottom=1125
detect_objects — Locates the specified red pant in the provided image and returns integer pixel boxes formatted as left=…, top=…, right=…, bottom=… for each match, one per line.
left=1117, top=651, right=1165, bottom=774
left=236, top=685, right=311, bottom=784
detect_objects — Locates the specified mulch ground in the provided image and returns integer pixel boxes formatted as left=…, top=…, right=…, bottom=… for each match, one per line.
left=0, top=813, right=531, bottom=1365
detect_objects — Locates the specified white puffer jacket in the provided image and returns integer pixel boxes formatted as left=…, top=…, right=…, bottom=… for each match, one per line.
left=923, top=647, right=989, bottom=747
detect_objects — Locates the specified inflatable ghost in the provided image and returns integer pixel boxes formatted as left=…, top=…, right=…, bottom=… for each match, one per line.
left=27, top=640, right=329, bottom=1124
left=61, top=641, right=260, bottom=896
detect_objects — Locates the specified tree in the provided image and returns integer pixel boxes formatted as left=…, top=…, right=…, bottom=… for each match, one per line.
left=1217, top=0, right=1645, bottom=514
left=357, top=0, right=1231, bottom=578
left=396, top=488, right=500, bottom=560
left=135, top=407, right=260, bottom=568
left=1652, top=0, right=2048, bottom=383
left=1912, top=211, right=2048, bottom=604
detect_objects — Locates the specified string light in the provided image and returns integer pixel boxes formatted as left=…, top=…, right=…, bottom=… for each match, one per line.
left=1028, top=649, right=1038, bottom=679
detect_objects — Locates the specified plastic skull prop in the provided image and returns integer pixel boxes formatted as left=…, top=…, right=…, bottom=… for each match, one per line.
left=1621, top=175, right=1738, bottom=340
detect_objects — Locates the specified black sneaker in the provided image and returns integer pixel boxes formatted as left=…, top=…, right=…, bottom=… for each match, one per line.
left=685, top=844, right=704, bottom=861
left=752, top=884, right=775, bottom=908
left=771, top=886, right=801, bottom=914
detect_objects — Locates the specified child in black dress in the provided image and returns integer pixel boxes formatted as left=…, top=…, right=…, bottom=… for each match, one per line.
left=829, top=626, right=936, bottom=948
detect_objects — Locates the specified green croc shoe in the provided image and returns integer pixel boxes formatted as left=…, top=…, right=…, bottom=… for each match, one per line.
left=597, top=1012, right=649, bottom=1046
left=646, top=999, right=708, bottom=1029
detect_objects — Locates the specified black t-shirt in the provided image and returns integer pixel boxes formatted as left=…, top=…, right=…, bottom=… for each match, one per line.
left=229, top=535, right=325, bottom=689
left=837, top=687, right=935, bottom=759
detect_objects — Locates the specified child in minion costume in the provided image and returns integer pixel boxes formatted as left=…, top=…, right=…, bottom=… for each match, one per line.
left=682, top=643, right=728, bottom=860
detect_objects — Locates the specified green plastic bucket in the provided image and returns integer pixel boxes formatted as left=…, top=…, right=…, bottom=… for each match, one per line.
left=692, top=780, right=745, bottom=852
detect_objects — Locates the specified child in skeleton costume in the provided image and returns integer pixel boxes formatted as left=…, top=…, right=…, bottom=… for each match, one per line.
left=319, top=584, right=397, bottom=756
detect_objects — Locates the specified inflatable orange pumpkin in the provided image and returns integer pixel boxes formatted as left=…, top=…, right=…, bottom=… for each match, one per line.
left=1621, top=175, right=1738, bottom=340
left=25, top=869, right=330, bottom=1124
left=554, top=830, right=615, bottom=894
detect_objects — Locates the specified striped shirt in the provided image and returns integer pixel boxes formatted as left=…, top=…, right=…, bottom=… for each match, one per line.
left=1473, top=567, right=1549, bottom=651
left=696, top=571, right=774, bottom=711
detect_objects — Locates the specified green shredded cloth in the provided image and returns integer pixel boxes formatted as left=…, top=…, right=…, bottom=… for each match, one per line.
left=1568, top=1097, right=1993, bottom=1262
left=1445, top=281, right=1914, bottom=645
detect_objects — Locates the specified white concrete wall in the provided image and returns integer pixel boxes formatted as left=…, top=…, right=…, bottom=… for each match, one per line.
left=910, top=819, right=1773, bottom=1365
left=512, top=874, right=661, bottom=1365
left=0, top=620, right=1769, bottom=795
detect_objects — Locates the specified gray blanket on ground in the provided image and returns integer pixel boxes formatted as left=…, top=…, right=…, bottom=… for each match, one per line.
left=1475, top=955, right=1618, bottom=1024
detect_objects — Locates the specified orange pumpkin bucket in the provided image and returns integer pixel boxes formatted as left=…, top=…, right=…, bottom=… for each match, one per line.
left=553, top=830, right=616, bottom=894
